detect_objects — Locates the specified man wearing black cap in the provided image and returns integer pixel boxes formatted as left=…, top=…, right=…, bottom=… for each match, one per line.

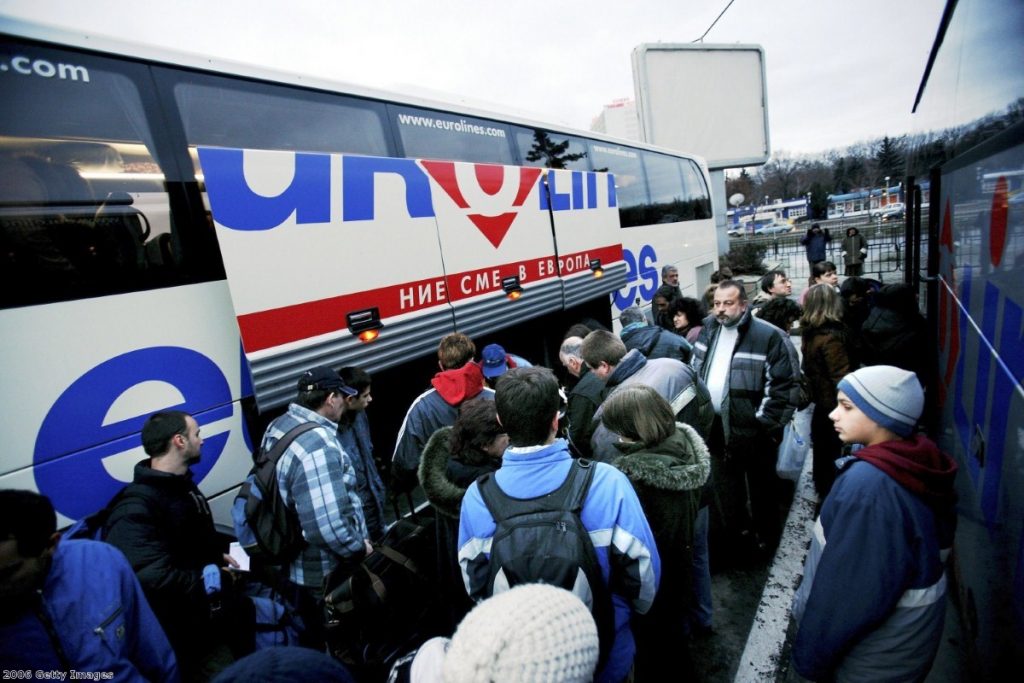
left=259, top=366, right=371, bottom=645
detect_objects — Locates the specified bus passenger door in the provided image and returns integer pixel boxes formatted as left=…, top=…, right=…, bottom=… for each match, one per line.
left=421, top=159, right=561, bottom=338
left=544, top=168, right=627, bottom=309
left=198, top=148, right=455, bottom=411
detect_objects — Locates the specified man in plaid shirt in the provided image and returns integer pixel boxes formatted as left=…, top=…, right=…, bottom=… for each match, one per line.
left=260, top=365, right=371, bottom=646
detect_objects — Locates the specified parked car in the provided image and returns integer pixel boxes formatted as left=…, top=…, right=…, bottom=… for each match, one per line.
left=727, top=226, right=745, bottom=237
left=754, top=223, right=794, bottom=236
left=871, top=202, right=905, bottom=221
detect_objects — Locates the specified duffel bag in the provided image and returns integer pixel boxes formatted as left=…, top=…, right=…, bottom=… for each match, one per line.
left=323, top=510, right=446, bottom=679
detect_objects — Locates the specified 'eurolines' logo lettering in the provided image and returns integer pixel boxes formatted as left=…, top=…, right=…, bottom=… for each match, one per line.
left=198, top=148, right=614, bottom=247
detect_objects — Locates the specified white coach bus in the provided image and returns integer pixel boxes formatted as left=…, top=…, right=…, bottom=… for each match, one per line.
left=0, top=19, right=717, bottom=525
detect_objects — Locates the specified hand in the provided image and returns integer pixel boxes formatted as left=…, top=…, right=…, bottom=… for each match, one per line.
left=860, top=248, right=867, bottom=255
left=222, top=553, right=240, bottom=569
left=841, top=251, right=847, bottom=257
left=364, top=540, right=374, bottom=556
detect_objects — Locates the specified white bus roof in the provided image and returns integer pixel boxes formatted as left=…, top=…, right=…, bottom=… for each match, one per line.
left=0, top=17, right=708, bottom=166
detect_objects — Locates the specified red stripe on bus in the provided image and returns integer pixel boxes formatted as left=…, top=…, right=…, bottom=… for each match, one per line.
left=236, top=245, right=622, bottom=352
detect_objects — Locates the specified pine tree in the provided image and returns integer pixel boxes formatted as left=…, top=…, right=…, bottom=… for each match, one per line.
left=524, top=131, right=586, bottom=169
left=874, top=135, right=905, bottom=185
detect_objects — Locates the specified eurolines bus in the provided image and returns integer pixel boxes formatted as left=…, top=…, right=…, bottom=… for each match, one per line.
left=908, top=0, right=1024, bottom=675
left=0, top=20, right=717, bottom=526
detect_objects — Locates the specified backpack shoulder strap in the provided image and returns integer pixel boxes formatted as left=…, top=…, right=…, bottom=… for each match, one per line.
left=640, top=328, right=663, bottom=357
left=563, top=458, right=596, bottom=514
left=476, top=472, right=509, bottom=522
left=477, top=459, right=595, bottom=521
left=260, top=422, right=320, bottom=466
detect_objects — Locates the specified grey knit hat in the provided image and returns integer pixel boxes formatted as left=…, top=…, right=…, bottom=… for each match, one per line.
left=441, top=584, right=599, bottom=683
left=837, top=365, right=924, bottom=437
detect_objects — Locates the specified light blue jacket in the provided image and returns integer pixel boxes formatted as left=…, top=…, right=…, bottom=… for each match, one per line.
left=457, top=440, right=661, bottom=683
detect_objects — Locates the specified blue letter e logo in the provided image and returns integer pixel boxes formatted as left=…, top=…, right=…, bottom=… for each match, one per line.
left=34, top=347, right=231, bottom=521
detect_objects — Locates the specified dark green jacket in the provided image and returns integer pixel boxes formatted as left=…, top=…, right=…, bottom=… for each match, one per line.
left=612, top=423, right=709, bottom=621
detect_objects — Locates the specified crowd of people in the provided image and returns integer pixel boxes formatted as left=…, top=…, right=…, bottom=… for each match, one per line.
left=0, top=256, right=956, bottom=682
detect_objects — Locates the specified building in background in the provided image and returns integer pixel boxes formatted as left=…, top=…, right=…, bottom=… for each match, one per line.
left=590, top=98, right=640, bottom=141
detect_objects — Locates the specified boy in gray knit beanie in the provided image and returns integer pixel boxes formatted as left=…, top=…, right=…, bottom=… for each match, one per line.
left=790, top=365, right=958, bottom=682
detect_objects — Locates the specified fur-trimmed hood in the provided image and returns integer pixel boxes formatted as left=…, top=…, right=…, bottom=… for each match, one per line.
left=611, top=422, right=710, bottom=492
left=419, top=426, right=497, bottom=519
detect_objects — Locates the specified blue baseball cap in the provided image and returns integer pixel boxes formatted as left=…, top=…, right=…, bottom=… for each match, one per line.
left=480, top=344, right=510, bottom=379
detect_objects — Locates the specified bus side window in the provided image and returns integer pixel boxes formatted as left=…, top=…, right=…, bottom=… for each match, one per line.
left=0, top=41, right=186, bottom=310
left=512, top=127, right=590, bottom=171
left=681, top=159, right=712, bottom=220
left=589, top=142, right=649, bottom=228
left=390, top=105, right=514, bottom=164
left=169, top=75, right=392, bottom=165
left=642, top=150, right=688, bottom=224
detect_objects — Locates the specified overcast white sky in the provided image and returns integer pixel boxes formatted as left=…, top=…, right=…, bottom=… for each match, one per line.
left=0, top=0, right=947, bottom=156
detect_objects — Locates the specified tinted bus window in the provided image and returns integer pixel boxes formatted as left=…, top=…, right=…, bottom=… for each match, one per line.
left=172, top=76, right=390, bottom=163
left=640, top=152, right=713, bottom=223
left=589, top=142, right=648, bottom=228
left=643, top=151, right=687, bottom=224
left=391, top=105, right=513, bottom=164
left=513, top=127, right=590, bottom=170
left=0, top=41, right=184, bottom=309
left=681, top=159, right=712, bottom=219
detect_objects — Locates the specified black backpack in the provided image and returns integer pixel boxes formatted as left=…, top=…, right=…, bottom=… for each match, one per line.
left=323, top=511, right=445, bottom=681
left=63, top=485, right=158, bottom=541
left=231, top=422, right=318, bottom=565
left=477, top=459, right=614, bottom=666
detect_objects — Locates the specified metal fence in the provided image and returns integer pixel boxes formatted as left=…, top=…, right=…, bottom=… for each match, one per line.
left=729, top=215, right=926, bottom=285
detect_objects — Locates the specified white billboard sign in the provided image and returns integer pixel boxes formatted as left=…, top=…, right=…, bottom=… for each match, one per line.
left=632, top=44, right=770, bottom=169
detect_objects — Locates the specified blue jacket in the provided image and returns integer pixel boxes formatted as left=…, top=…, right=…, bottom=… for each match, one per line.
left=0, top=539, right=178, bottom=682
left=800, top=228, right=831, bottom=262
left=457, top=440, right=661, bottom=683
left=392, top=363, right=493, bottom=490
left=338, top=410, right=387, bottom=540
left=792, top=435, right=957, bottom=682
left=620, top=322, right=692, bottom=363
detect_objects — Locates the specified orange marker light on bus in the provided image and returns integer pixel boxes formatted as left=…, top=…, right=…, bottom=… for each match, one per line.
left=590, top=258, right=604, bottom=278
left=347, top=307, right=383, bottom=343
left=501, top=275, right=524, bottom=300
left=357, top=329, right=380, bottom=343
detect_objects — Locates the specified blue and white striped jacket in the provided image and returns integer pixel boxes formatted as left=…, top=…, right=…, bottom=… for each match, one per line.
left=457, top=440, right=661, bottom=683
left=262, top=403, right=368, bottom=589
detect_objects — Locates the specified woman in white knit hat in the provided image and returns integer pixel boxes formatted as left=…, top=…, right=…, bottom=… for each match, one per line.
left=388, top=583, right=599, bottom=683
left=790, top=365, right=958, bottom=683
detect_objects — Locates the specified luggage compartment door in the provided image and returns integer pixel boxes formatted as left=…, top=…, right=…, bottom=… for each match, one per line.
left=544, top=168, right=627, bottom=308
left=422, top=159, right=561, bottom=338
left=199, top=147, right=454, bottom=410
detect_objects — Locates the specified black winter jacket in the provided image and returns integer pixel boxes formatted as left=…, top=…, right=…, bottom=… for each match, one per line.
left=692, top=311, right=800, bottom=444
left=419, top=426, right=498, bottom=630
left=104, top=461, right=225, bottom=659
left=565, top=365, right=604, bottom=458
left=612, top=424, right=710, bottom=668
